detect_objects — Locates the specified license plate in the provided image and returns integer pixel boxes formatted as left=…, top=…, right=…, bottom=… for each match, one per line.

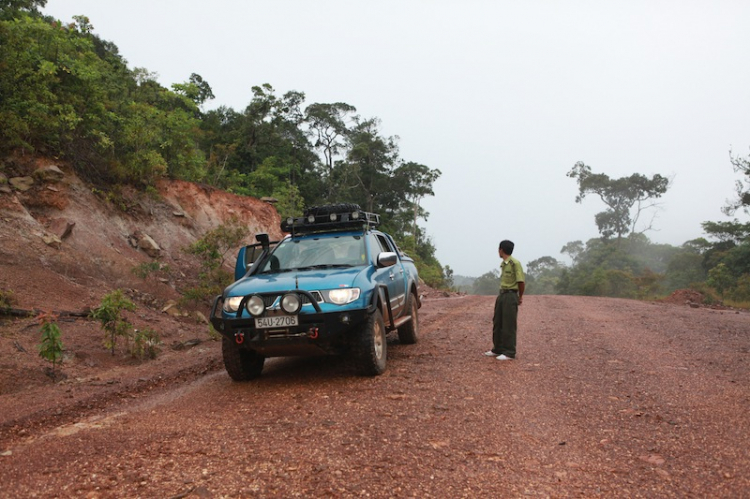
left=255, top=315, right=299, bottom=329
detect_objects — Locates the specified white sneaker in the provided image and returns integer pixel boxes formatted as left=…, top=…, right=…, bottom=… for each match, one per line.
left=483, top=350, right=497, bottom=357
left=496, top=354, right=514, bottom=361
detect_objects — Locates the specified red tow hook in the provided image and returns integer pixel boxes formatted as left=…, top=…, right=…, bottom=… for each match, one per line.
left=235, top=332, right=244, bottom=345
left=308, top=327, right=319, bottom=339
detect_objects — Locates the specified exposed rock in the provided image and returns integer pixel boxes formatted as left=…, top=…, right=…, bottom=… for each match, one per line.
left=47, top=218, right=76, bottom=240
left=9, top=176, right=34, bottom=192
left=41, top=233, right=62, bottom=249
left=194, top=310, right=209, bottom=324
left=136, top=233, right=162, bottom=258
left=261, top=197, right=278, bottom=204
left=161, top=300, right=183, bottom=317
left=33, top=165, right=65, bottom=183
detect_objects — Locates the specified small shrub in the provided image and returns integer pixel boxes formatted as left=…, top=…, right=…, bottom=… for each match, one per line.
left=688, top=282, right=722, bottom=305
left=132, top=261, right=169, bottom=279
left=90, top=290, right=136, bottom=355
left=183, top=219, right=248, bottom=302
left=131, top=327, right=161, bottom=360
left=207, top=323, right=221, bottom=341
left=38, top=312, right=64, bottom=375
left=0, top=288, right=15, bottom=311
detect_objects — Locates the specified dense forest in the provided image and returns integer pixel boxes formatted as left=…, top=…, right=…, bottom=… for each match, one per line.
left=0, top=1, right=447, bottom=286
left=3, top=1, right=750, bottom=304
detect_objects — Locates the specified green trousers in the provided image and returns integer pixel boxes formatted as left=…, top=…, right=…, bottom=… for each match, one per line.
left=492, top=291, right=518, bottom=358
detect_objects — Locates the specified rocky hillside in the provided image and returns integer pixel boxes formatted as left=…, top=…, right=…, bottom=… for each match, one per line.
left=0, top=154, right=295, bottom=436
left=0, top=155, right=284, bottom=314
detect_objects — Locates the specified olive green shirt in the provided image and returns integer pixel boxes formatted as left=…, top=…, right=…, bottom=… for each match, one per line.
left=500, top=255, right=525, bottom=290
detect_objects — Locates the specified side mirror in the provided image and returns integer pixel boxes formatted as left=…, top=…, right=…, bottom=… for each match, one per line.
left=377, top=251, right=398, bottom=268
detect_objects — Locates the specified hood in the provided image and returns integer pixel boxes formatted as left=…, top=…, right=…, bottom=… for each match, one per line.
left=225, top=267, right=365, bottom=297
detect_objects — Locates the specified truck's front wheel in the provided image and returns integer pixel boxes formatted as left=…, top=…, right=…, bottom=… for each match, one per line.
left=222, top=337, right=265, bottom=381
left=355, top=309, right=387, bottom=376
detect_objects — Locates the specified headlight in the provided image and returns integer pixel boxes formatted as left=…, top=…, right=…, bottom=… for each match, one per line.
left=326, top=287, right=361, bottom=305
left=280, top=293, right=302, bottom=314
left=246, top=295, right=266, bottom=316
left=223, top=296, right=243, bottom=313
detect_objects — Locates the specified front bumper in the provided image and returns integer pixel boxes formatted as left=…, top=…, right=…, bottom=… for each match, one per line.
left=210, top=295, right=370, bottom=357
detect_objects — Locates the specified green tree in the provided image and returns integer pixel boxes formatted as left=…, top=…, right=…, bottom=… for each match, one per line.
left=472, top=270, right=500, bottom=296
left=345, top=117, right=399, bottom=213
left=246, top=156, right=304, bottom=216
left=38, top=311, right=64, bottom=374
left=567, top=162, right=670, bottom=240
left=389, top=161, right=441, bottom=243
left=664, top=248, right=706, bottom=291
left=172, top=73, right=214, bottom=109
left=707, top=263, right=734, bottom=298
left=90, top=289, right=136, bottom=355
left=724, top=147, right=750, bottom=215
left=304, top=102, right=356, bottom=198
left=526, top=256, right=564, bottom=295
left=0, top=0, right=46, bottom=20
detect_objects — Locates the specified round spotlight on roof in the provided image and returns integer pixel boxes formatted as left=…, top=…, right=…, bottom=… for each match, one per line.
left=351, top=211, right=360, bottom=220
left=307, top=214, right=316, bottom=223
left=329, top=213, right=338, bottom=221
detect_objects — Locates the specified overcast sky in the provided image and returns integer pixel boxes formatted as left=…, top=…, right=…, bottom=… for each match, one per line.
left=44, top=1, right=750, bottom=277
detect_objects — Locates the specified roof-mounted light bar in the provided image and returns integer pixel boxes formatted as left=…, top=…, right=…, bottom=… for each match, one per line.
left=281, top=208, right=380, bottom=235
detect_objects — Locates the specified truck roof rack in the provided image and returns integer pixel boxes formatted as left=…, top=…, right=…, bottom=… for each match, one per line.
left=281, top=205, right=380, bottom=236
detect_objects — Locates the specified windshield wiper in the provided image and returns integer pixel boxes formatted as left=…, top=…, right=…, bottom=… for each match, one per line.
left=296, top=264, right=353, bottom=271
left=258, top=267, right=295, bottom=275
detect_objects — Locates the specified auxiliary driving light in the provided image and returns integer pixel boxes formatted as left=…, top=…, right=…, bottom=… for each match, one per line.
left=280, top=293, right=302, bottom=314
left=307, top=214, right=316, bottom=223
left=329, top=213, right=338, bottom=221
left=246, top=295, right=265, bottom=316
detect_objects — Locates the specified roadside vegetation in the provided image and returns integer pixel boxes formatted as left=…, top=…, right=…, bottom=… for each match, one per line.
left=463, top=158, right=750, bottom=307
left=2, top=2, right=748, bottom=303
left=0, top=1, right=446, bottom=287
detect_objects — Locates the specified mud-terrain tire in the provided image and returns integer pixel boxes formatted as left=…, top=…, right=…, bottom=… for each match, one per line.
left=304, top=203, right=361, bottom=218
left=397, top=293, right=419, bottom=344
left=354, top=309, right=387, bottom=376
left=222, top=337, right=265, bottom=381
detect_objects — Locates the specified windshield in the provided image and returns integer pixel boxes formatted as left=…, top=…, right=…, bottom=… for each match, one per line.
left=258, top=234, right=365, bottom=274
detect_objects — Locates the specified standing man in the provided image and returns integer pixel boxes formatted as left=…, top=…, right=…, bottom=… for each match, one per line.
left=484, top=240, right=525, bottom=360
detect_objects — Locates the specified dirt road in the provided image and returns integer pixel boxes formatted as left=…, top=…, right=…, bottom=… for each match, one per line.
left=1, top=295, right=749, bottom=498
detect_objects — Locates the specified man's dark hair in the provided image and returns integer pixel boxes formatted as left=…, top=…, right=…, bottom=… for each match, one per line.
left=499, top=240, right=514, bottom=255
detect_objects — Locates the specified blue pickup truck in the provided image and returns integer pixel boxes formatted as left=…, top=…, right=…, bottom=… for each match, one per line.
left=210, top=204, right=421, bottom=380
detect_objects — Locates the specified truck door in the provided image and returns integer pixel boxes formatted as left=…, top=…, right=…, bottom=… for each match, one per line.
left=370, top=233, right=406, bottom=318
